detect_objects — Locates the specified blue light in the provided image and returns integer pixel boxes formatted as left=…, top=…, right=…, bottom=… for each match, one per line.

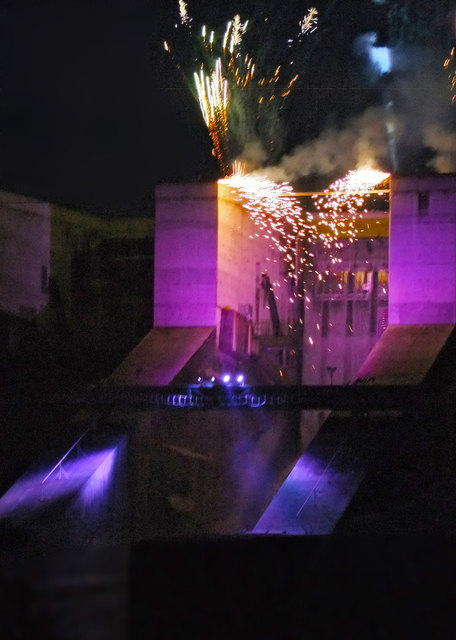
left=355, top=32, right=392, bottom=78
left=369, top=45, right=391, bottom=75
left=222, top=373, right=231, bottom=384
left=236, top=373, right=245, bottom=385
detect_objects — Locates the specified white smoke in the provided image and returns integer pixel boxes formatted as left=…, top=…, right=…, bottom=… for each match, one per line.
left=423, top=123, right=456, bottom=173
left=261, top=107, right=394, bottom=182
left=238, top=140, right=268, bottom=173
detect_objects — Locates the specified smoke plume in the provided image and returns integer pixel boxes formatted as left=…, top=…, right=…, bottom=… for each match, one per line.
left=423, top=123, right=456, bottom=173
left=261, top=107, right=394, bottom=182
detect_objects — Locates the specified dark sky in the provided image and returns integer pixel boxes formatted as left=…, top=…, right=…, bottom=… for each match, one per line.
left=0, top=1, right=452, bottom=215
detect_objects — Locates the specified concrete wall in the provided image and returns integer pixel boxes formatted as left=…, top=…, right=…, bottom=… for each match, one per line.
left=154, top=181, right=391, bottom=383
left=128, top=407, right=300, bottom=538
left=154, top=181, right=290, bottom=335
left=389, top=174, right=456, bottom=324
left=0, top=191, right=50, bottom=319
left=50, top=205, right=153, bottom=333
left=154, top=183, right=218, bottom=327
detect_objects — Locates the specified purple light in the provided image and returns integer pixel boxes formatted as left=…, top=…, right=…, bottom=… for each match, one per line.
left=236, top=373, right=245, bottom=384
left=77, top=449, right=117, bottom=509
left=222, top=373, right=231, bottom=383
left=0, top=446, right=118, bottom=519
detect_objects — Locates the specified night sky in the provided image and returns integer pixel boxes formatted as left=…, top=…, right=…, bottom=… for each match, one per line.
left=0, top=0, right=454, bottom=215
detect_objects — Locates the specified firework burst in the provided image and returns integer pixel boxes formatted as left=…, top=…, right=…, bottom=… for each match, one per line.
left=179, top=0, right=192, bottom=26
left=300, top=8, right=318, bottom=36
left=163, top=5, right=390, bottom=292
left=164, top=2, right=318, bottom=173
left=219, top=168, right=390, bottom=285
left=219, top=173, right=316, bottom=282
left=444, top=47, right=456, bottom=103
left=312, top=169, right=391, bottom=251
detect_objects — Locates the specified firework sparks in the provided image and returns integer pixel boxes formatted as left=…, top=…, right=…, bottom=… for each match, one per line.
left=230, top=14, right=248, bottom=51
left=164, top=6, right=387, bottom=288
left=444, top=47, right=456, bottom=103
left=194, top=59, right=230, bottom=174
left=179, top=0, right=191, bottom=26
left=312, top=168, right=390, bottom=251
left=219, top=168, right=390, bottom=287
left=300, top=8, right=318, bottom=35
left=165, top=2, right=318, bottom=173
left=220, top=173, right=316, bottom=280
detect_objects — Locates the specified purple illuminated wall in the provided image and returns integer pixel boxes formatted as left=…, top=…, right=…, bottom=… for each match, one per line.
left=154, top=182, right=289, bottom=334
left=154, top=182, right=218, bottom=326
left=389, top=174, right=456, bottom=325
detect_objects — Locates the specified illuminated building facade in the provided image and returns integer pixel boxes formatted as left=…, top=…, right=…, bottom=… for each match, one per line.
left=2, top=173, right=456, bottom=540
left=152, top=181, right=390, bottom=387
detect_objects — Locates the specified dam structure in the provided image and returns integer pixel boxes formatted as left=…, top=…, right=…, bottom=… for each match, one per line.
left=2, top=174, right=456, bottom=542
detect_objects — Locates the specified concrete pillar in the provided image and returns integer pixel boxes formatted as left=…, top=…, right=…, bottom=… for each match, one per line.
left=154, top=182, right=218, bottom=327
left=389, top=175, right=456, bottom=324
left=154, top=181, right=289, bottom=334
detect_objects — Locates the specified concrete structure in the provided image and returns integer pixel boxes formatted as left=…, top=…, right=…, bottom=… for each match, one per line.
left=0, top=191, right=50, bottom=321
left=154, top=182, right=290, bottom=336
left=6, top=172, right=456, bottom=541
left=0, top=195, right=155, bottom=382
left=254, top=322, right=456, bottom=534
left=389, top=174, right=456, bottom=324
left=355, top=323, right=455, bottom=385
left=303, top=231, right=389, bottom=386
left=155, top=182, right=391, bottom=386
left=110, top=326, right=216, bottom=386
left=4, top=174, right=456, bottom=640
left=103, top=181, right=392, bottom=537
left=49, top=206, right=154, bottom=373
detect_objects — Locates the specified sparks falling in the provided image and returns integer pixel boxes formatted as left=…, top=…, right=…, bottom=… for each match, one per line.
left=164, top=3, right=318, bottom=173
left=312, top=168, right=391, bottom=251
left=219, top=173, right=315, bottom=279
left=163, top=5, right=388, bottom=288
left=220, top=168, right=390, bottom=284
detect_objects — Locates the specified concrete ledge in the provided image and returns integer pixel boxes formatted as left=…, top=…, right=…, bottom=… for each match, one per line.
left=110, top=327, right=215, bottom=386
left=355, top=324, right=455, bottom=385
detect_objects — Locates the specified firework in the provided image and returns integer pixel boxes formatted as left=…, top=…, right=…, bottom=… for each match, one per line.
left=164, top=3, right=318, bottom=173
left=219, top=168, right=390, bottom=286
left=312, top=168, right=390, bottom=251
left=179, top=0, right=192, bottom=26
left=163, top=6, right=389, bottom=289
left=300, top=8, right=318, bottom=35
left=194, top=59, right=230, bottom=174
left=444, top=47, right=456, bottom=103
left=219, top=173, right=317, bottom=281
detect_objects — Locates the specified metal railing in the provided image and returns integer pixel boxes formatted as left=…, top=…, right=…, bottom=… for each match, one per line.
left=46, top=384, right=419, bottom=412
